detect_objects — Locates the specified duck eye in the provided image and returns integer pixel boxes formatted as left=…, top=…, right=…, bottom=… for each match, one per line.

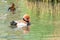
left=27, top=18, right=29, bottom=19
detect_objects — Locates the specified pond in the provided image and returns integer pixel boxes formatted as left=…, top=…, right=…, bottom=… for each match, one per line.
left=0, top=0, right=60, bottom=40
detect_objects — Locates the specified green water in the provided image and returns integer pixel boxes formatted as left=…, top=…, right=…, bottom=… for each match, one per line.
left=0, top=0, right=58, bottom=40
